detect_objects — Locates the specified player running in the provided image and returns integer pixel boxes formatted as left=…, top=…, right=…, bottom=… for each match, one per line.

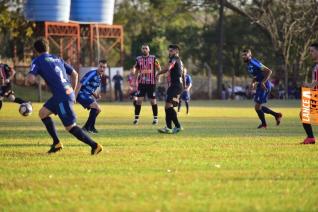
left=178, top=68, right=192, bottom=115
left=241, top=49, right=282, bottom=129
left=27, top=38, right=103, bottom=155
left=156, top=44, right=184, bottom=134
left=75, top=59, right=107, bottom=134
left=300, top=42, right=318, bottom=144
left=0, top=63, right=28, bottom=110
left=133, top=44, right=161, bottom=125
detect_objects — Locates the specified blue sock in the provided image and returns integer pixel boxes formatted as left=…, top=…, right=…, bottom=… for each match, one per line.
left=84, top=108, right=98, bottom=130
left=69, top=126, right=97, bottom=148
left=262, top=106, right=277, bottom=117
left=256, top=109, right=266, bottom=125
left=303, top=123, right=314, bottom=138
left=41, top=117, right=60, bottom=145
left=165, top=108, right=172, bottom=129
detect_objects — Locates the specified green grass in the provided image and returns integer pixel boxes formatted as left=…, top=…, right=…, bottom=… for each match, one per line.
left=0, top=100, right=317, bottom=211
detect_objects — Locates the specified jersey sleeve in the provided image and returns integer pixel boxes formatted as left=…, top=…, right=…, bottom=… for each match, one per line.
left=251, top=59, right=264, bottom=70
left=29, top=60, right=40, bottom=75
left=187, top=75, right=192, bottom=84
left=168, top=58, right=176, bottom=71
left=64, top=62, right=74, bottom=75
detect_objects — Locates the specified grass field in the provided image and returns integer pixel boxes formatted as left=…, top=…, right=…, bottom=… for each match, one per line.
left=0, top=100, right=317, bottom=211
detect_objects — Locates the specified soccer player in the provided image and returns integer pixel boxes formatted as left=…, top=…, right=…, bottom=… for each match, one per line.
left=178, top=68, right=192, bottom=114
left=300, top=42, right=318, bottom=144
left=127, top=68, right=138, bottom=107
left=75, top=59, right=107, bottom=133
left=156, top=44, right=184, bottom=134
left=0, top=63, right=28, bottom=110
left=241, top=49, right=282, bottom=129
left=133, top=44, right=161, bottom=125
left=27, top=38, right=103, bottom=155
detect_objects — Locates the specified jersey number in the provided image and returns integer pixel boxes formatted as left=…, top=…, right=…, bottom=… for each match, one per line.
left=55, top=66, right=67, bottom=83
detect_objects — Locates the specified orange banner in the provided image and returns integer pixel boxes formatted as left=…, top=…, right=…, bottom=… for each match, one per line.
left=301, top=87, right=318, bottom=125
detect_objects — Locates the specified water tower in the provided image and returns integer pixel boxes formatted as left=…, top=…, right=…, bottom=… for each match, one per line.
left=24, top=0, right=124, bottom=68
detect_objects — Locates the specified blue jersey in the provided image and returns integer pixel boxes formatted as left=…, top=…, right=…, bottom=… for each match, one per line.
left=79, top=70, right=101, bottom=96
left=185, top=74, right=192, bottom=87
left=29, top=53, right=75, bottom=101
left=247, top=58, right=266, bottom=82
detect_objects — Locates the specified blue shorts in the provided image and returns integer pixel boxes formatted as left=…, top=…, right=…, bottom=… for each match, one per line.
left=77, top=93, right=95, bottom=109
left=180, top=90, right=190, bottom=101
left=44, top=97, right=76, bottom=127
left=254, top=83, right=271, bottom=104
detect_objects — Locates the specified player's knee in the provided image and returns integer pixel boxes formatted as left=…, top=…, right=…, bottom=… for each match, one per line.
left=151, top=99, right=157, bottom=105
left=39, top=107, right=49, bottom=119
left=254, top=104, right=261, bottom=110
left=65, top=123, right=76, bottom=131
left=96, top=106, right=101, bottom=113
left=8, top=94, right=15, bottom=102
left=137, top=100, right=142, bottom=105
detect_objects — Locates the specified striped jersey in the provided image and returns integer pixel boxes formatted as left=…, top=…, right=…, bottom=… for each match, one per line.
left=134, top=55, right=160, bottom=85
left=79, top=70, right=101, bottom=96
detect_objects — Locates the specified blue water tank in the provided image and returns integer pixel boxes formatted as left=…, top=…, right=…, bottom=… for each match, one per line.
left=70, top=0, right=115, bottom=24
left=24, top=0, right=71, bottom=22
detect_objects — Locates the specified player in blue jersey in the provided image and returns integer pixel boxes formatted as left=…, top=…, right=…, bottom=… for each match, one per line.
left=178, top=68, right=192, bottom=114
left=75, top=59, right=107, bottom=133
left=242, top=49, right=282, bottom=129
left=27, top=38, right=103, bottom=155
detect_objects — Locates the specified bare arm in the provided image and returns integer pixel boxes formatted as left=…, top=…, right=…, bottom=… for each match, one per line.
left=8, top=67, right=15, bottom=82
left=261, top=66, right=272, bottom=84
left=75, top=82, right=82, bottom=98
left=70, top=70, right=78, bottom=91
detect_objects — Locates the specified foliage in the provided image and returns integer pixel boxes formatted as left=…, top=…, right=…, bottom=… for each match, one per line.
left=0, top=0, right=35, bottom=59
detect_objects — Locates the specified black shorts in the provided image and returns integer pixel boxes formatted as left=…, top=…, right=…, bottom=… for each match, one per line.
left=137, top=84, right=156, bottom=99
left=129, top=91, right=138, bottom=99
left=166, top=83, right=183, bottom=107
left=0, top=83, right=14, bottom=98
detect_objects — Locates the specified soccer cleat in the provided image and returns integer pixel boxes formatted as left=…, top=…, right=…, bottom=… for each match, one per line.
left=158, top=127, right=173, bottom=134
left=173, top=126, right=184, bottom=134
left=275, top=113, right=283, bottom=126
left=300, top=137, right=316, bottom=145
left=90, top=127, right=99, bottom=134
left=257, top=124, right=267, bottom=129
left=91, top=143, right=103, bottom=155
left=152, top=119, right=158, bottom=125
left=47, top=142, right=63, bottom=154
left=133, top=119, right=139, bottom=125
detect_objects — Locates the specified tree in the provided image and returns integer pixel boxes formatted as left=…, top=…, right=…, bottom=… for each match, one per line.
left=224, top=0, right=318, bottom=98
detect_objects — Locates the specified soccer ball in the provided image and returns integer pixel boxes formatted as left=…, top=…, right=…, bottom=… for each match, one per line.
left=19, top=102, right=32, bottom=116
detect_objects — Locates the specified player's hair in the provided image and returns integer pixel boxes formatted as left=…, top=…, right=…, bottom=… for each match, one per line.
left=242, top=48, right=251, bottom=53
left=99, top=59, right=107, bottom=64
left=34, top=38, right=49, bottom=53
left=310, top=43, right=318, bottom=50
left=168, top=44, right=180, bottom=51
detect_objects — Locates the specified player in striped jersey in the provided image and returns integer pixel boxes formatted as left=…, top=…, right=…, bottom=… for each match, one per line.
left=300, top=42, right=318, bottom=144
left=133, top=44, right=161, bottom=125
left=242, top=49, right=282, bottom=129
left=0, top=63, right=28, bottom=110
